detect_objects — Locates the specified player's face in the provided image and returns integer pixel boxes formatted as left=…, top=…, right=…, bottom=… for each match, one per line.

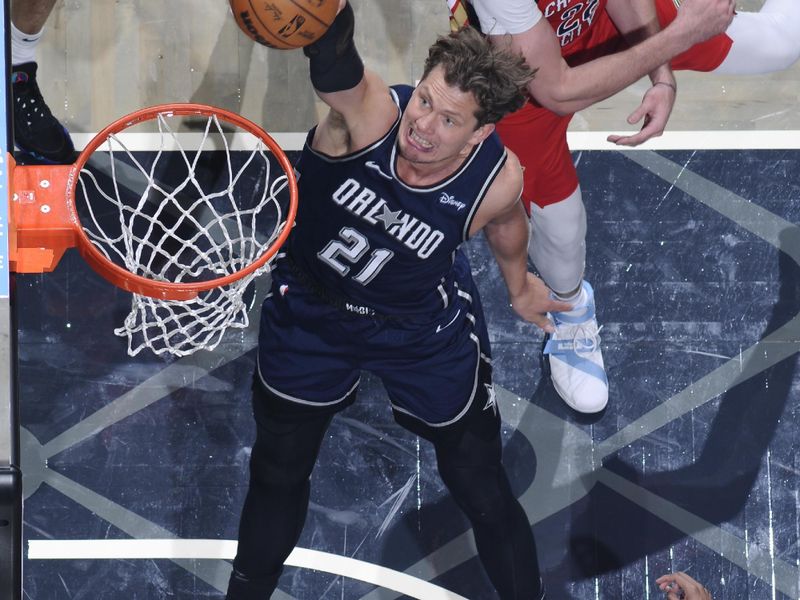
left=398, top=65, right=494, bottom=167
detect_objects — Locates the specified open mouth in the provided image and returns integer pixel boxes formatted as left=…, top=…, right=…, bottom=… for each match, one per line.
left=408, top=127, right=434, bottom=150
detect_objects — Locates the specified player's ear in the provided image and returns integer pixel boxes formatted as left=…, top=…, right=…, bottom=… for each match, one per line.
left=468, top=122, right=495, bottom=146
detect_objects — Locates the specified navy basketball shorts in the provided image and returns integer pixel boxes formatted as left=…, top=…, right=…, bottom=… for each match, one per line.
left=255, top=258, right=497, bottom=440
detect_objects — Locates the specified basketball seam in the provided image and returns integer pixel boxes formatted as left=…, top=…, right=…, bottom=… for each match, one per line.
left=245, top=0, right=294, bottom=48
left=244, top=0, right=333, bottom=48
left=287, top=0, right=334, bottom=28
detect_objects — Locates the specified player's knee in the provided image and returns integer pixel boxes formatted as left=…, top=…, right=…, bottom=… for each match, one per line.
left=439, top=464, right=513, bottom=523
left=248, top=440, right=313, bottom=489
left=248, top=419, right=322, bottom=488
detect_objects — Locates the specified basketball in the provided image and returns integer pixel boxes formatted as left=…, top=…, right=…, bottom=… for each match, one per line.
left=229, top=0, right=339, bottom=49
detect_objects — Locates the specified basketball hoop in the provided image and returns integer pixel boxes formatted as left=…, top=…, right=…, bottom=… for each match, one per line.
left=10, top=103, right=298, bottom=356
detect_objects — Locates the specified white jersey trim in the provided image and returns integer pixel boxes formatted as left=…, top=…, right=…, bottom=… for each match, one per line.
left=257, top=354, right=361, bottom=407
left=389, top=135, right=488, bottom=194
left=462, top=148, right=507, bottom=241
left=389, top=332, right=487, bottom=428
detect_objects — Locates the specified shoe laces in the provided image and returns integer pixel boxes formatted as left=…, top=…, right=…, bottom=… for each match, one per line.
left=556, top=320, right=603, bottom=357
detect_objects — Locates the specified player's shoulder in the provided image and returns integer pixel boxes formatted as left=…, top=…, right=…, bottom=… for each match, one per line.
left=482, top=147, right=523, bottom=213
left=467, top=147, right=523, bottom=235
left=496, top=149, right=524, bottom=200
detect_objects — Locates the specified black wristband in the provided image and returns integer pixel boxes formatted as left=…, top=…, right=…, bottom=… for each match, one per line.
left=303, top=2, right=364, bottom=93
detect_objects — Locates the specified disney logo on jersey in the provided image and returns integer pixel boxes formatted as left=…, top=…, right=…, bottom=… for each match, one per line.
left=332, top=178, right=444, bottom=259
left=542, top=0, right=600, bottom=48
left=439, top=192, right=466, bottom=212
left=365, top=160, right=393, bottom=181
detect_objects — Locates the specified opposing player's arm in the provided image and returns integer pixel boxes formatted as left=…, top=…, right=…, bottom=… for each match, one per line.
left=606, top=0, right=675, bottom=88
left=603, top=0, right=676, bottom=145
left=305, top=1, right=397, bottom=155
left=472, top=153, right=571, bottom=332
left=490, top=0, right=733, bottom=115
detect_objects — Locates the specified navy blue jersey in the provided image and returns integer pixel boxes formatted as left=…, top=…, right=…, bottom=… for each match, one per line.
left=286, top=84, right=507, bottom=316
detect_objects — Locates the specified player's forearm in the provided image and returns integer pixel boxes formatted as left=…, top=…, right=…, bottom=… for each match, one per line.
left=490, top=17, right=676, bottom=116
left=484, top=205, right=530, bottom=299
left=305, top=1, right=367, bottom=119
left=532, top=0, right=734, bottom=114
left=605, top=0, right=676, bottom=86
left=539, top=27, right=686, bottom=113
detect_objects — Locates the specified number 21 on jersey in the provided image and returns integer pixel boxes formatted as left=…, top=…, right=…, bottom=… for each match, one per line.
left=317, top=227, right=394, bottom=286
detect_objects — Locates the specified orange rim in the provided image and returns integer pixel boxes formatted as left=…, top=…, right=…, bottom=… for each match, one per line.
left=67, top=103, right=298, bottom=301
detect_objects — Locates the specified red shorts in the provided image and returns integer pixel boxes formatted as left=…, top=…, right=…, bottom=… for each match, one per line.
left=501, top=0, right=734, bottom=210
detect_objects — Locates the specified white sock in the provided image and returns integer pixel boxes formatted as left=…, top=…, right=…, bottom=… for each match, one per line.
left=555, top=285, right=586, bottom=308
left=11, top=22, right=43, bottom=66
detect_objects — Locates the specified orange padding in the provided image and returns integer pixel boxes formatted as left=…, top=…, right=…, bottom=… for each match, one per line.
left=9, top=156, right=79, bottom=273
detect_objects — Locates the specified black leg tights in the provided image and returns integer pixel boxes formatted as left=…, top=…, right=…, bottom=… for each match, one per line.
left=434, top=424, right=544, bottom=600
left=226, top=409, right=332, bottom=600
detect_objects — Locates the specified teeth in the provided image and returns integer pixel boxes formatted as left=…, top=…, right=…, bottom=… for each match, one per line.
left=410, top=129, right=433, bottom=149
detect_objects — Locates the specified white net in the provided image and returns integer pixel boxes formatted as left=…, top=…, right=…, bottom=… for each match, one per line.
left=74, top=109, right=293, bottom=356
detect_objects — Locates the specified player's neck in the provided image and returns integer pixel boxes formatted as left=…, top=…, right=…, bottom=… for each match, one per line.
left=395, top=152, right=468, bottom=187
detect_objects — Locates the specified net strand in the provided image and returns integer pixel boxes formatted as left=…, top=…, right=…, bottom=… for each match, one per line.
left=74, top=110, right=291, bottom=356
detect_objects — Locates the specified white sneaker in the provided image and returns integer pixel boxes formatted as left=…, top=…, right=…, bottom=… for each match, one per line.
left=544, top=281, right=608, bottom=413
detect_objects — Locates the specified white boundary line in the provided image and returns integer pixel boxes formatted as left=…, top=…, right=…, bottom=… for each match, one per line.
left=70, top=132, right=309, bottom=153
left=28, top=539, right=469, bottom=600
left=566, top=130, right=800, bottom=150
left=69, top=130, right=800, bottom=153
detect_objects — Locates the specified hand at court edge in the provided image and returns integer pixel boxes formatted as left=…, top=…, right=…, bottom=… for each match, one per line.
left=509, top=272, right=573, bottom=334
left=607, top=81, right=676, bottom=146
left=656, top=572, right=712, bottom=600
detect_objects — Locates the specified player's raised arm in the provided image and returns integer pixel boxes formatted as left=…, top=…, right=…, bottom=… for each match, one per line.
left=485, top=0, right=734, bottom=115
left=303, top=1, right=398, bottom=156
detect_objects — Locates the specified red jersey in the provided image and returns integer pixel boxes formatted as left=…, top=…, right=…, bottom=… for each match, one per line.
left=453, top=0, right=734, bottom=209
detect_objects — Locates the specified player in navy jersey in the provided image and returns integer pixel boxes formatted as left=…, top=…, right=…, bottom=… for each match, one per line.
left=225, top=4, right=571, bottom=600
